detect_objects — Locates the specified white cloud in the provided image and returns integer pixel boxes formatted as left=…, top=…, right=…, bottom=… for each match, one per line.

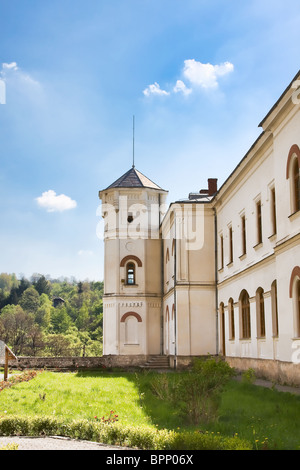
left=36, top=190, right=77, bottom=212
left=143, top=82, right=170, bottom=97
left=173, top=79, right=192, bottom=96
left=2, top=62, right=18, bottom=71
left=183, top=60, right=234, bottom=89
left=143, top=60, right=234, bottom=98
left=1, top=61, right=41, bottom=89
left=78, top=250, right=94, bottom=256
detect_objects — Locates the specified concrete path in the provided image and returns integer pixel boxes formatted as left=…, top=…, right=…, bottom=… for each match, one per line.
left=0, top=436, right=133, bottom=451
left=235, top=376, right=300, bottom=395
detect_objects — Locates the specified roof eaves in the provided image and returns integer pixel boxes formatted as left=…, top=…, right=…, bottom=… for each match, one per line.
left=258, top=69, right=300, bottom=128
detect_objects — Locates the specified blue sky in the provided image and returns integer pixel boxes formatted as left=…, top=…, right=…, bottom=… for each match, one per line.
left=0, top=0, right=299, bottom=281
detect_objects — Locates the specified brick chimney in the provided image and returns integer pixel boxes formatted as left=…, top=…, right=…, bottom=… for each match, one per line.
left=199, top=178, right=218, bottom=196
left=208, top=178, right=218, bottom=196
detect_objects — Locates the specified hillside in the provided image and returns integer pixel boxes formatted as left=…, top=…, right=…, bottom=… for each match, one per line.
left=0, top=273, right=103, bottom=357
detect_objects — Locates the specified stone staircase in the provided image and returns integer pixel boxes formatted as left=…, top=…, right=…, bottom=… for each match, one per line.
left=140, top=355, right=170, bottom=370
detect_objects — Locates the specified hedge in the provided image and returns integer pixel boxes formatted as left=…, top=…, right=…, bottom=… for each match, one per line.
left=0, top=416, right=252, bottom=450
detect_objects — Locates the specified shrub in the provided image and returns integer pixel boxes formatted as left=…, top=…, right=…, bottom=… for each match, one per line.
left=0, top=415, right=252, bottom=450
left=0, top=370, right=40, bottom=392
left=0, top=443, right=19, bottom=450
left=151, top=357, right=236, bottom=425
left=173, top=430, right=252, bottom=450
left=177, top=357, right=236, bottom=424
left=241, top=368, right=256, bottom=384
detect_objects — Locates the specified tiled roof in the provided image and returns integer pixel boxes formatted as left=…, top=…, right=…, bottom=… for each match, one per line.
left=105, top=167, right=163, bottom=190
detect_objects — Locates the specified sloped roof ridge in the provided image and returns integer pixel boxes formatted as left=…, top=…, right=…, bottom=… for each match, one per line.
left=134, top=168, right=163, bottom=189
left=105, top=167, right=164, bottom=190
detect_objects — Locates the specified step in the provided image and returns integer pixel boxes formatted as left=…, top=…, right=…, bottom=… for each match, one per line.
left=141, top=356, right=170, bottom=369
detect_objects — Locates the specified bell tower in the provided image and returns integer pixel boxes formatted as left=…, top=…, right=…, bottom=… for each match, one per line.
left=99, top=167, right=168, bottom=358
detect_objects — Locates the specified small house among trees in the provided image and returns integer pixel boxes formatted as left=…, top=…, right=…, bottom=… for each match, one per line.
left=53, top=297, right=65, bottom=308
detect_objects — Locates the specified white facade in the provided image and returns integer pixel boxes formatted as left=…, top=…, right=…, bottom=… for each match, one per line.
left=99, top=71, right=300, bottom=381
left=215, top=72, right=300, bottom=372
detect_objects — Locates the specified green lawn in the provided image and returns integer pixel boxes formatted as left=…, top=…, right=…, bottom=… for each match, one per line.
left=205, top=380, right=300, bottom=450
left=1, top=370, right=300, bottom=450
left=0, top=371, right=151, bottom=427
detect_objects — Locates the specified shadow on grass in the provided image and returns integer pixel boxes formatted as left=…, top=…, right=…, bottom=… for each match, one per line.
left=74, top=368, right=184, bottom=430
left=73, top=369, right=300, bottom=449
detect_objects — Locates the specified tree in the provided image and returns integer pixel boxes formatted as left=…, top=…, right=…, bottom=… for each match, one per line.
left=0, top=273, right=18, bottom=297
left=0, top=273, right=104, bottom=357
left=35, top=294, right=52, bottom=329
left=45, top=334, right=71, bottom=356
left=76, top=303, right=89, bottom=330
left=50, top=306, right=72, bottom=334
left=15, top=277, right=31, bottom=299
left=26, top=325, right=45, bottom=356
left=33, top=275, right=51, bottom=296
left=19, top=287, right=40, bottom=314
left=0, top=305, right=35, bottom=355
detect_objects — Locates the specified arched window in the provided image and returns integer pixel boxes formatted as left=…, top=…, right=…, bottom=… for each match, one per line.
left=256, top=287, right=266, bottom=338
left=297, top=280, right=300, bottom=338
left=126, top=263, right=135, bottom=285
left=165, top=306, right=170, bottom=355
left=240, top=290, right=251, bottom=339
left=271, top=280, right=279, bottom=337
left=292, top=158, right=300, bottom=213
left=219, top=303, right=226, bottom=356
left=286, top=144, right=300, bottom=214
left=120, top=255, right=142, bottom=267
left=228, top=298, right=235, bottom=340
left=165, top=305, right=170, bottom=322
left=120, top=312, right=142, bottom=345
left=172, top=239, right=175, bottom=256
left=294, top=280, right=300, bottom=338
left=289, top=267, right=300, bottom=338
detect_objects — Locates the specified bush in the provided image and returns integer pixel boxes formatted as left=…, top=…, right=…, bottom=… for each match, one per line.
left=178, top=357, right=236, bottom=424
left=0, top=443, right=19, bottom=450
left=0, top=370, right=39, bottom=392
left=151, top=357, right=236, bottom=425
left=0, top=415, right=252, bottom=450
left=172, top=430, right=252, bottom=450
left=241, top=368, right=256, bottom=384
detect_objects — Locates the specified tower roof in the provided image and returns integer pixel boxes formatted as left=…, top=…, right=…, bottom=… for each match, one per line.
left=105, top=167, right=165, bottom=191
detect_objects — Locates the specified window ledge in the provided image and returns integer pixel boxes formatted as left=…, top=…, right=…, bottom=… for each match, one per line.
left=226, top=261, right=233, bottom=268
left=253, top=242, right=263, bottom=250
left=268, top=233, right=277, bottom=241
left=289, top=210, right=300, bottom=221
left=239, top=253, right=246, bottom=261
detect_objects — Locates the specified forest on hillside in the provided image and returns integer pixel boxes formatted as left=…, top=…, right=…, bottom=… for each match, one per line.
left=0, top=273, right=103, bottom=357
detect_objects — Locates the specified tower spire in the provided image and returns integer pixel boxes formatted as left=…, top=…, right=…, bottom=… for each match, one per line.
left=132, top=115, right=135, bottom=168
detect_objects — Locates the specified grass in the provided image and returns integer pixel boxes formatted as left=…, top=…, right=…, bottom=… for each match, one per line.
left=205, top=380, right=300, bottom=450
left=0, top=371, right=151, bottom=427
left=0, top=369, right=300, bottom=449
